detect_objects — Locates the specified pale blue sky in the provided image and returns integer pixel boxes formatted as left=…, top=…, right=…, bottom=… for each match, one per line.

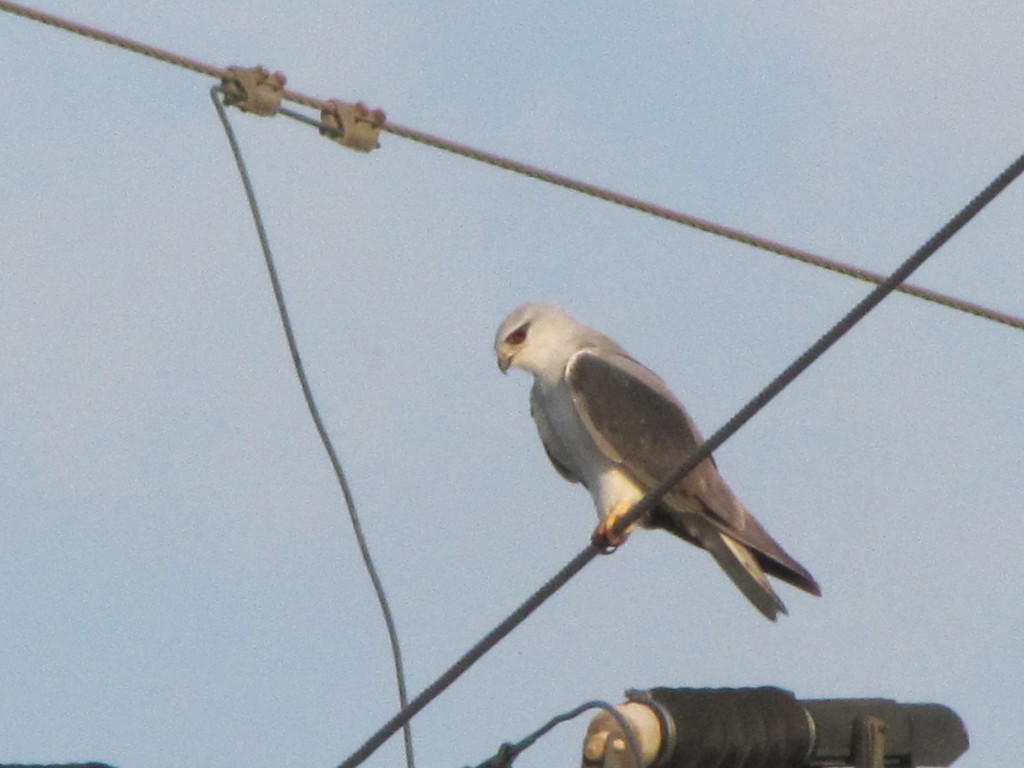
left=2, top=3, right=1022, bottom=767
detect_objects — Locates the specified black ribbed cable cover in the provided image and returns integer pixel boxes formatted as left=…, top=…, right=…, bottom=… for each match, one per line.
left=638, top=687, right=812, bottom=768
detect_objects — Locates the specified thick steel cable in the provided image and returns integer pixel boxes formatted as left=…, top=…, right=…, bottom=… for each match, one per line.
left=336, top=147, right=1024, bottom=768
left=606, top=150, right=1024, bottom=535
left=337, top=546, right=601, bottom=768
left=3, top=0, right=1022, bottom=334
left=208, top=89, right=416, bottom=768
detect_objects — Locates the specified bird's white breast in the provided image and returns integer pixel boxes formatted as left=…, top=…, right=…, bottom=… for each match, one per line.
left=531, top=374, right=645, bottom=521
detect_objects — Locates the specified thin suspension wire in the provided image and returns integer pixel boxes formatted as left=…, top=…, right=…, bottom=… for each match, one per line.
left=336, top=147, right=1024, bottom=768
left=208, top=89, right=416, bottom=768
left=0, top=0, right=227, bottom=78
left=381, top=119, right=1024, bottom=333
left=3, top=0, right=1022, bottom=334
left=467, top=700, right=644, bottom=768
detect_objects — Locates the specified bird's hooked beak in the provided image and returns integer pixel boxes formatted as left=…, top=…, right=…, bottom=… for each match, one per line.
left=497, top=346, right=515, bottom=374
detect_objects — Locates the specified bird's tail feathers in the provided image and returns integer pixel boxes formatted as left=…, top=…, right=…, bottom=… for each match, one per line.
left=702, top=528, right=787, bottom=621
left=686, top=477, right=821, bottom=599
left=728, top=513, right=821, bottom=598
left=757, top=551, right=821, bottom=597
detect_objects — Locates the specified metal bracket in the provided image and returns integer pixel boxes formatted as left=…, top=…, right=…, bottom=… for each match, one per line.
left=852, top=715, right=887, bottom=768
left=319, top=99, right=386, bottom=152
left=220, top=65, right=286, bottom=116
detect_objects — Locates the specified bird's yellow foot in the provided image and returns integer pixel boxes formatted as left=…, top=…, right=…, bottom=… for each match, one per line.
left=591, top=502, right=636, bottom=552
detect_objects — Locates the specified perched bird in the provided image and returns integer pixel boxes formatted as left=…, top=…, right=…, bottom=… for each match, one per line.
left=494, top=303, right=820, bottom=620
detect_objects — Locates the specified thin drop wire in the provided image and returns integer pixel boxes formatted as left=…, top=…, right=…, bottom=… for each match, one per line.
left=2, top=0, right=1021, bottom=334
left=467, top=700, right=644, bottom=768
left=208, top=89, right=415, bottom=768
left=337, top=147, right=1024, bottom=768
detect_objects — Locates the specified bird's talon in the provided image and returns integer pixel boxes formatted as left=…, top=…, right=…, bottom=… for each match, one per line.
left=590, top=528, right=620, bottom=554
left=592, top=506, right=633, bottom=552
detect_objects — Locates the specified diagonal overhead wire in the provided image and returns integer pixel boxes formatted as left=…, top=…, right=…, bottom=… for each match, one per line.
left=208, top=89, right=415, bottom=768
left=2, top=0, right=1023, bottom=334
left=335, top=146, right=1024, bottom=768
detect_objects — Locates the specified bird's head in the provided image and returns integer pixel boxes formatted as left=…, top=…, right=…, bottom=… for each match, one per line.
left=494, top=303, right=595, bottom=380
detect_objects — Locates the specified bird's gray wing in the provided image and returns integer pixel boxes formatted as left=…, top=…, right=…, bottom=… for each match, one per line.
left=565, top=348, right=742, bottom=524
left=565, top=349, right=819, bottom=603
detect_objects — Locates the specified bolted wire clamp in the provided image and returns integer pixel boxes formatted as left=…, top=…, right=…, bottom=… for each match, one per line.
left=220, top=65, right=286, bottom=116
left=319, top=99, right=386, bottom=152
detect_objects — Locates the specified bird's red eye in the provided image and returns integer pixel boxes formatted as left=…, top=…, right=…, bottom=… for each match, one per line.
left=506, top=324, right=529, bottom=345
